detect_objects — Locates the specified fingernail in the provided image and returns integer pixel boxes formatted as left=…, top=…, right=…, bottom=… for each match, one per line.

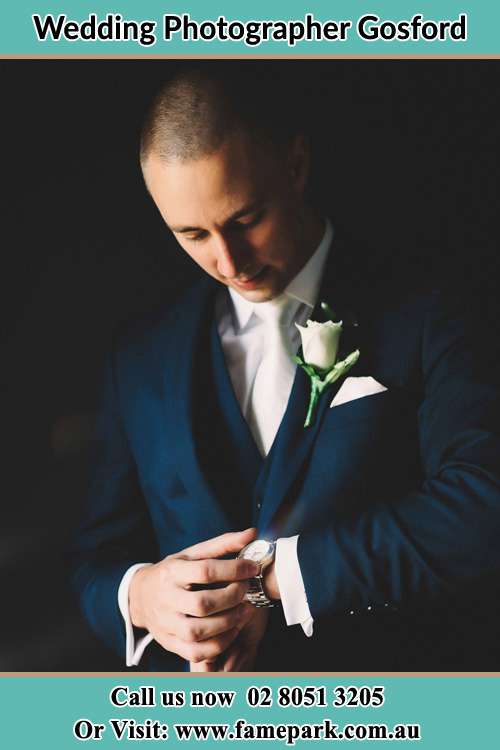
left=247, top=561, right=260, bottom=575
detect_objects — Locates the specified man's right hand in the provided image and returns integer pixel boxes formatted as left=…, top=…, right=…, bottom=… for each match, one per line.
left=128, top=528, right=259, bottom=664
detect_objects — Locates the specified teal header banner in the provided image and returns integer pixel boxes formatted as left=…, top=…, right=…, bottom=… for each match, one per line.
left=1, top=1, right=500, bottom=55
left=1, top=675, right=499, bottom=748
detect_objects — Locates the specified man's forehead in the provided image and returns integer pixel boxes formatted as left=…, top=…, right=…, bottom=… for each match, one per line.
left=143, top=146, right=271, bottom=228
left=144, top=129, right=281, bottom=188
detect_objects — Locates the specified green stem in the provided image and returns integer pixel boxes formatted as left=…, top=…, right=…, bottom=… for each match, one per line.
left=304, top=379, right=322, bottom=427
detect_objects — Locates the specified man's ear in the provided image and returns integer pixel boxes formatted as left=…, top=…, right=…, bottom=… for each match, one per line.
left=287, top=133, right=310, bottom=194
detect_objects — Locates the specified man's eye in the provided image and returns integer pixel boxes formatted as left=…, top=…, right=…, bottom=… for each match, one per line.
left=184, top=232, right=207, bottom=242
left=235, top=210, right=264, bottom=229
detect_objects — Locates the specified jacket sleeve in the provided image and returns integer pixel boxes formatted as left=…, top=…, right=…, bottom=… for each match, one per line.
left=69, top=346, right=158, bottom=657
left=298, top=290, right=500, bottom=617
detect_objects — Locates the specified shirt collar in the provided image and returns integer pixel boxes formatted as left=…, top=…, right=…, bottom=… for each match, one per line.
left=229, top=218, right=333, bottom=332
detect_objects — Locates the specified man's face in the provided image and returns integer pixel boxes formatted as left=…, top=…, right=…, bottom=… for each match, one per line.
left=142, top=131, right=310, bottom=302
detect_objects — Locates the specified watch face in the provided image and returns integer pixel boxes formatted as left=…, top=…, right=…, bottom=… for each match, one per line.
left=239, top=540, right=274, bottom=565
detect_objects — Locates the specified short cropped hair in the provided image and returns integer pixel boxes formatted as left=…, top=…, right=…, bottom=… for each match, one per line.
left=140, top=63, right=306, bottom=165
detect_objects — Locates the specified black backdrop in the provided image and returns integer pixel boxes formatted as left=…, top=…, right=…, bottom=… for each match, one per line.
left=2, top=60, right=499, bottom=670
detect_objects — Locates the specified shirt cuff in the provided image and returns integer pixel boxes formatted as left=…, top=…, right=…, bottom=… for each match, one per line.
left=118, top=563, right=154, bottom=667
left=275, top=536, right=314, bottom=637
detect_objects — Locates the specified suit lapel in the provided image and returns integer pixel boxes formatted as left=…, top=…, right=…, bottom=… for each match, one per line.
left=205, top=315, right=263, bottom=527
left=163, top=277, right=234, bottom=533
left=209, top=316, right=263, bottom=482
left=258, top=233, right=364, bottom=534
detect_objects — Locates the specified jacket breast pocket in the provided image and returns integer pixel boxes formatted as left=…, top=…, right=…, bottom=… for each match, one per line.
left=305, top=387, right=422, bottom=515
left=326, top=388, right=410, bottom=429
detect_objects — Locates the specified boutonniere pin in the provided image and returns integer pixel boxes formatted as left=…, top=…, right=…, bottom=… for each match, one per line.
left=294, top=302, right=360, bottom=427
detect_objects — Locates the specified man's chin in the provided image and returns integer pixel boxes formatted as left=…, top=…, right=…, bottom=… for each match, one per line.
left=229, top=284, right=281, bottom=303
left=228, top=273, right=285, bottom=302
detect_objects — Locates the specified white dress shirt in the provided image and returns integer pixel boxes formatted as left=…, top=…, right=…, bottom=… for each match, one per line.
left=118, top=219, right=333, bottom=667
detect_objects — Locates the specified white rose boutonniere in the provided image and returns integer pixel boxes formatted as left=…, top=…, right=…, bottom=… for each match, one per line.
left=295, top=302, right=360, bottom=427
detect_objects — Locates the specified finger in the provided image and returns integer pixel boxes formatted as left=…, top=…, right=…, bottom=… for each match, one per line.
left=158, top=628, right=240, bottom=663
left=173, top=604, right=252, bottom=643
left=221, top=640, right=257, bottom=672
left=157, top=605, right=248, bottom=642
left=180, top=528, right=257, bottom=560
left=232, top=648, right=258, bottom=672
left=190, top=659, right=219, bottom=672
left=170, top=557, right=259, bottom=587
left=176, top=581, right=249, bottom=617
left=222, top=643, right=241, bottom=672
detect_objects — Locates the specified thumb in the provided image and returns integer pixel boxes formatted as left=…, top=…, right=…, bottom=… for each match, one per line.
left=222, top=643, right=241, bottom=673
left=181, top=528, right=257, bottom=560
left=190, top=659, right=219, bottom=672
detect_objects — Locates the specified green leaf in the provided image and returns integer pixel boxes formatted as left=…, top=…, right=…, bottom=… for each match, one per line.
left=345, top=349, right=361, bottom=367
left=323, top=349, right=360, bottom=385
left=323, top=368, right=343, bottom=386
left=304, top=364, right=318, bottom=379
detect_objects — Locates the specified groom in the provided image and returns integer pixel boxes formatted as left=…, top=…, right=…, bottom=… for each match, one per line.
left=71, top=65, right=500, bottom=671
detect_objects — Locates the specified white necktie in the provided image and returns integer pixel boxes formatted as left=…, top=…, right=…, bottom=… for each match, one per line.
left=248, top=295, right=297, bottom=456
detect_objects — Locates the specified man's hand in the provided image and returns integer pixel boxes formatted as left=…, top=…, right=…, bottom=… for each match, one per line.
left=191, top=607, right=269, bottom=672
left=263, top=559, right=280, bottom=601
left=129, top=528, right=259, bottom=664
left=190, top=560, right=279, bottom=672
left=221, top=606, right=270, bottom=671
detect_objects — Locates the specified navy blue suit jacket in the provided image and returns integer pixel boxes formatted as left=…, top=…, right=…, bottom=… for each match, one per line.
left=71, top=242, right=500, bottom=670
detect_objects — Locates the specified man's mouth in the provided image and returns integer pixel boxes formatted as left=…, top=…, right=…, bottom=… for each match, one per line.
left=232, top=267, right=268, bottom=289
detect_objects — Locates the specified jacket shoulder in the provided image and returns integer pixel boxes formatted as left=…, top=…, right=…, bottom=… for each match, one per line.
left=111, top=276, right=216, bottom=364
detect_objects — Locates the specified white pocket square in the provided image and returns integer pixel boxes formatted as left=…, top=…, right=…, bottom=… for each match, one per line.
left=330, top=376, right=388, bottom=409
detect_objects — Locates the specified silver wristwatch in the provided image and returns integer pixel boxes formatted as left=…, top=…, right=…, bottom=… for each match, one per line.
left=237, top=539, right=277, bottom=607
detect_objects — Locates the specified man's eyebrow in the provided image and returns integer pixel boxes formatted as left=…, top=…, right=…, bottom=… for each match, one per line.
left=226, top=200, right=264, bottom=223
left=169, top=200, right=264, bottom=234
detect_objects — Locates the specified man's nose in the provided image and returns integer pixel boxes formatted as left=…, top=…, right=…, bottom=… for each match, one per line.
left=214, top=234, right=244, bottom=279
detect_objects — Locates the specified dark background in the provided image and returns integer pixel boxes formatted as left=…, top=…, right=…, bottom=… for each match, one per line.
left=2, top=60, right=499, bottom=670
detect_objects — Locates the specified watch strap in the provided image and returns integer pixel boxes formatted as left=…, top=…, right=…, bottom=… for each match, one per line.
left=246, top=573, right=277, bottom=608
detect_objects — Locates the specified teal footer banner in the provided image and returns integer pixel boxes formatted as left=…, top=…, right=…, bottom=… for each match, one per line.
left=1, top=676, right=498, bottom=748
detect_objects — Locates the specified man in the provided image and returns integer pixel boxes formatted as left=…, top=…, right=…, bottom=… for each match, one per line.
left=71, top=65, right=500, bottom=671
